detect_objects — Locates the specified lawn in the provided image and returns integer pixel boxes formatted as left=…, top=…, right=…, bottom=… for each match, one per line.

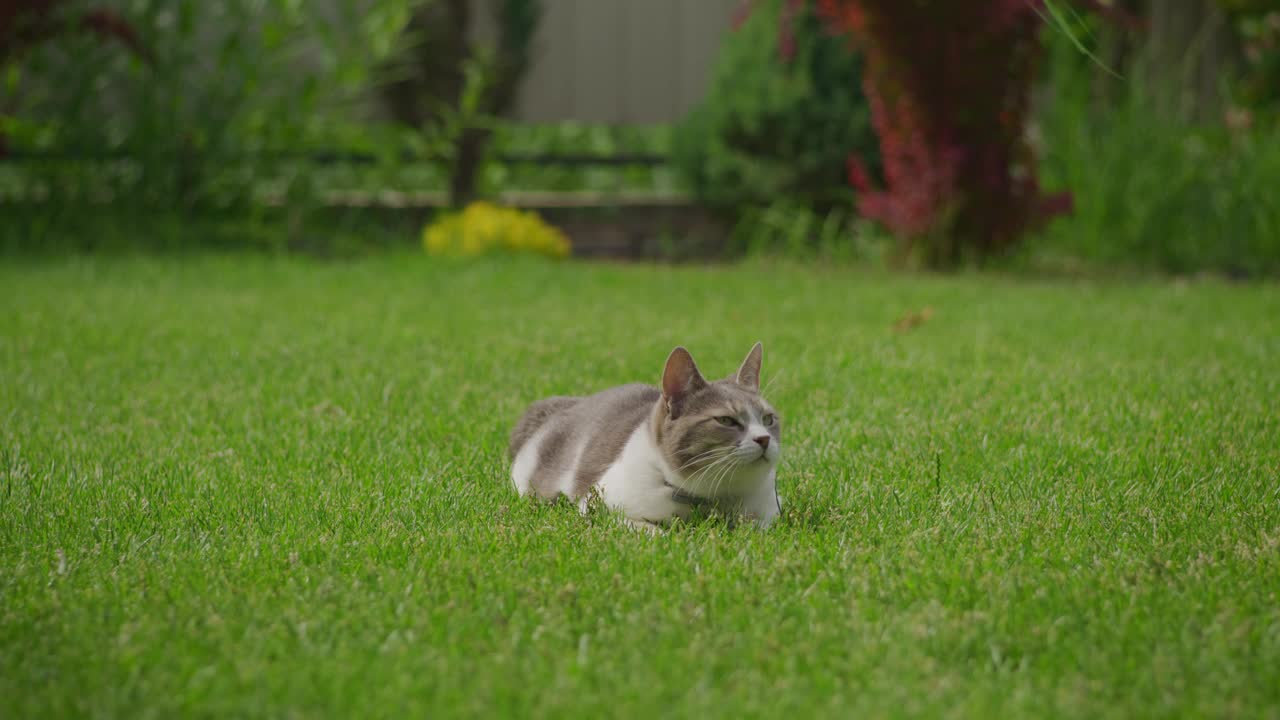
left=2, top=255, right=1278, bottom=718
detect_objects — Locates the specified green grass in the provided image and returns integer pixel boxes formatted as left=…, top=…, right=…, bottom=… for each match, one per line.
left=2, top=255, right=1279, bottom=718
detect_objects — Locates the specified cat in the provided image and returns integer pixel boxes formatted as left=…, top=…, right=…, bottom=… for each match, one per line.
left=508, top=343, right=781, bottom=530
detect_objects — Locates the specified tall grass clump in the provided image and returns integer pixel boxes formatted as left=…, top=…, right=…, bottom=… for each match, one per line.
left=672, top=0, right=876, bottom=215
left=1034, top=34, right=1280, bottom=277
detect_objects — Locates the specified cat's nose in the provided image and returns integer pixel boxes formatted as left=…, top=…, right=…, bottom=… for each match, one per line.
left=753, top=435, right=770, bottom=449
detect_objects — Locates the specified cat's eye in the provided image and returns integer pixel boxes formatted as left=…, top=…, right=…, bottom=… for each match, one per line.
left=762, top=413, right=775, bottom=427
left=715, top=416, right=741, bottom=428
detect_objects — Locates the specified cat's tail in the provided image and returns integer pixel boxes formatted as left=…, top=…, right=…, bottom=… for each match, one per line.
left=508, top=396, right=578, bottom=461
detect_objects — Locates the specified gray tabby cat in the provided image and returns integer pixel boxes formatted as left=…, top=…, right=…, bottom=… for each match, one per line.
left=509, top=343, right=781, bottom=529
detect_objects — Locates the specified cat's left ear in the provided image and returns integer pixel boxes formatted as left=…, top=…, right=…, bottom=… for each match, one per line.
left=735, top=341, right=764, bottom=391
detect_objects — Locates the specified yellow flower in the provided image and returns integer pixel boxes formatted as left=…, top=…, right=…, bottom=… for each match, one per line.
left=422, top=202, right=572, bottom=259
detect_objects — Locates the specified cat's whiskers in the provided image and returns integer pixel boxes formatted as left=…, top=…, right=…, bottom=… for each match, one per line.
left=678, top=446, right=733, bottom=472
left=711, top=462, right=737, bottom=501
left=689, top=453, right=730, bottom=484
left=689, top=451, right=734, bottom=491
left=699, top=451, right=741, bottom=500
left=680, top=454, right=734, bottom=498
left=761, top=368, right=785, bottom=397
left=715, top=454, right=745, bottom=498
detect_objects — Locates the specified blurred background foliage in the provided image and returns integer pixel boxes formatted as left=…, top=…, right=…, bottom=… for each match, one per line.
left=2, top=0, right=413, bottom=202
left=1034, top=0, right=1280, bottom=276
left=375, top=0, right=542, bottom=206
left=1, top=0, right=1278, bottom=275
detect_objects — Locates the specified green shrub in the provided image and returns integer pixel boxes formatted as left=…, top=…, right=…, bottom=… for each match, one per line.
left=672, top=0, right=877, bottom=214
left=1227, top=2, right=1280, bottom=118
left=6, top=0, right=412, bottom=209
left=730, top=200, right=890, bottom=263
left=1033, top=37, right=1280, bottom=276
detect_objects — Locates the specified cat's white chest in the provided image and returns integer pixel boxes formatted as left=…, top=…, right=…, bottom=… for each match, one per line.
left=594, top=426, right=681, bottom=525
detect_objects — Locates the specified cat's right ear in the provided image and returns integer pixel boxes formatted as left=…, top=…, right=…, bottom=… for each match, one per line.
left=661, top=346, right=706, bottom=418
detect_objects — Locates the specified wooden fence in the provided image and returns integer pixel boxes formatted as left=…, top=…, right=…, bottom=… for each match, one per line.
left=474, top=0, right=744, bottom=124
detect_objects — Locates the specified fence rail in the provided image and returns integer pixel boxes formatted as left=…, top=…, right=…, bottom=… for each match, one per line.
left=0, top=149, right=669, bottom=168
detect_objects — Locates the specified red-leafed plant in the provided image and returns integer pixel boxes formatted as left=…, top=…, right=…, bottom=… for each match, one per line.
left=813, top=0, right=1062, bottom=266
left=814, top=0, right=1134, bottom=266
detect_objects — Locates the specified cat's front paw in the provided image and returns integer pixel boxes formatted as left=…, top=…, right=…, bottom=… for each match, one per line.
left=623, top=517, right=666, bottom=535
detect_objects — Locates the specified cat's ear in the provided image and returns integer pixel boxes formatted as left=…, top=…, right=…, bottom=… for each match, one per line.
left=735, top=341, right=764, bottom=391
left=661, top=346, right=707, bottom=417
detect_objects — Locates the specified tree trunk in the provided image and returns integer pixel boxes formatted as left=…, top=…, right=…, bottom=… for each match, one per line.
left=1143, top=0, right=1241, bottom=122
left=449, top=129, right=487, bottom=207
left=1093, top=0, right=1145, bottom=107
left=447, top=0, right=539, bottom=208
